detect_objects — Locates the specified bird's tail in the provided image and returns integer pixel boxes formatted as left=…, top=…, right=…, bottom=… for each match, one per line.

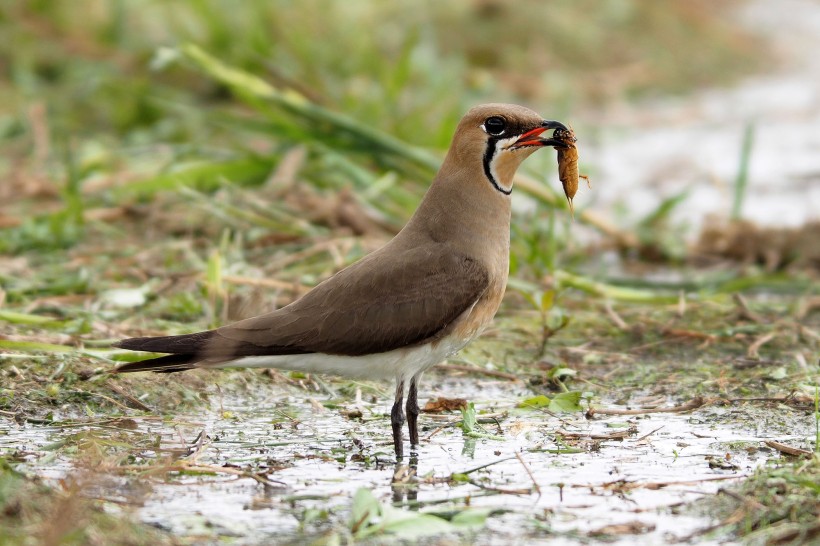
left=113, top=331, right=215, bottom=374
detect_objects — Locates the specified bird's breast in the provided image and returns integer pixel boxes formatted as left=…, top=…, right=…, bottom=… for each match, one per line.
left=446, top=275, right=507, bottom=345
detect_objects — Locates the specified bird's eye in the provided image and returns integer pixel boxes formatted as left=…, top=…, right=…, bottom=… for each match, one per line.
left=484, top=116, right=506, bottom=136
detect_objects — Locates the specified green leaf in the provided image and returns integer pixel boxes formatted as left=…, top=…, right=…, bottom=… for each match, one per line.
left=549, top=392, right=583, bottom=413
left=546, top=307, right=570, bottom=331
left=0, top=310, right=63, bottom=326
left=546, top=367, right=577, bottom=381
left=605, top=422, right=632, bottom=429
left=518, top=290, right=540, bottom=312
left=349, top=488, right=380, bottom=532
left=518, top=393, right=582, bottom=412
left=518, top=395, right=551, bottom=409
left=460, top=402, right=477, bottom=433
left=540, top=290, right=555, bottom=312
left=638, top=189, right=690, bottom=228
left=768, top=367, right=787, bottom=380
left=115, top=158, right=273, bottom=198
left=0, top=340, right=76, bottom=353
left=450, top=508, right=493, bottom=528
left=378, top=510, right=454, bottom=540
left=350, top=490, right=467, bottom=540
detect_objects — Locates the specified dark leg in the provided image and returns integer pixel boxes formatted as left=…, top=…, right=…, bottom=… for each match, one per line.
left=406, top=375, right=420, bottom=448
left=391, top=381, right=405, bottom=459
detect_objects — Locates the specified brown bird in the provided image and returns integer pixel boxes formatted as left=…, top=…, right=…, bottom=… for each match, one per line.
left=114, top=104, right=568, bottom=458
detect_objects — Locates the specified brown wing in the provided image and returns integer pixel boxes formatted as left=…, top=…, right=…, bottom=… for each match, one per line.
left=209, top=244, right=489, bottom=357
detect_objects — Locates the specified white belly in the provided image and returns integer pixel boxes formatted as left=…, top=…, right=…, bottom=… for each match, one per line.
left=203, top=335, right=472, bottom=381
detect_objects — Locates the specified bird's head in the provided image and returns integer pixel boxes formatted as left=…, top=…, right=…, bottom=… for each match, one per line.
left=447, top=103, right=568, bottom=195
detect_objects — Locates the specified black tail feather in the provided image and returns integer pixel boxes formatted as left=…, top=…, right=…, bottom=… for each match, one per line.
left=113, top=331, right=216, bottom=374
left=114, top=353, right=199, bottom=374
left=114, top=331, right=214, bottom=354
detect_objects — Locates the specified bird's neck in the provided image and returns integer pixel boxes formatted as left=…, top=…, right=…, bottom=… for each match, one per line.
left=403, top=159, right=513, bottom=262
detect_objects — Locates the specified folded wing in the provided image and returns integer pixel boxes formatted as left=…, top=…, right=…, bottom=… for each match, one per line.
left=115, top=244, right=489, bottom=372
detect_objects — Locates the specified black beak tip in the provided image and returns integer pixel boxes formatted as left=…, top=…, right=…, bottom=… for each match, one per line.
left=541, top=119, right=568, bottom=132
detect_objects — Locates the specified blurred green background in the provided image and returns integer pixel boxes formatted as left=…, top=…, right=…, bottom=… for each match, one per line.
left=0, top=0, right=765, bottom=316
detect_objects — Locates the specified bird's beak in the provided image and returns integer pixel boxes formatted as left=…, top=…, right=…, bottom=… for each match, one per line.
left=511, top=119, right=570, bottom=149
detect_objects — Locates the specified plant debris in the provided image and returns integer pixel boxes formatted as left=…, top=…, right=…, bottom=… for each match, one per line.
left=422, top=397, right=469, bottom=413
left=695, top=219, right=820, bottom=271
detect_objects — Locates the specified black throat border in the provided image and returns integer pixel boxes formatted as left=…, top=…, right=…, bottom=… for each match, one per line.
left=482, top=138, right=512, bottom=196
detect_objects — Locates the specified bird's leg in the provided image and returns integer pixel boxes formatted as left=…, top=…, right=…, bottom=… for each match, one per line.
left=391, top=380, right=405, bottom=459
left=406, top=375, right=420, bottom=449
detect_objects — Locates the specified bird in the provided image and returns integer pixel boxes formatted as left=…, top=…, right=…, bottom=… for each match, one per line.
left=114, top=104, right=569, bottom=459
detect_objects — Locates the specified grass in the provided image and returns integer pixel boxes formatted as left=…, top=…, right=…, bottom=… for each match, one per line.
left=702, top=456, right=820, bottom=544
left=732, top=121, right=756, bottom=221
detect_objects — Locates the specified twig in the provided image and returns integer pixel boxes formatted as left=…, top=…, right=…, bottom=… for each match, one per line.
left=628, top=338, right=677, bottom=352
left=468, top=479, right=531, bottom=496
left=571, top=474, right=744, bottom=492
left=215, top=383, right=225, bottom=415
left=797, top=325, right=820, bottom=343
left=458, top=456, right=518, bottom=476
left=186, top=430, right=209, bottom=461
left=603, top=301, right=629, bottom=331
left=763, top=440, right=813, bottom=457
left=556, top=427, right=637, bottom=440
left=538, top=407, right=583, bottom=430
left=394, top=490, right=500, bottom=510
left=718, top=487, right=767, bottom=511
left=119, top=461, right=286, bottom=487
left=630, top=327, right=718, bottom=352
left=424, top=419, right=460, bottom=440
left=514, top=452, right=541, bottom=496
left=68, top=389, right=132, bottom=411
left=588, top=397, right=707, bottom=416
left=727, top=395, right=812, bottom=405
left=660, top=328, right=717, bottom=342
left=747, top=332, right=775, bottom=359
left=732, top=358, right=782, bottom=369
left=106, top=381, right=152, bottom=411
left=733, top=293, right=763, bottom=323
left=794, top=295, right=820, bottom=321
left=635, top=425, right=665, bottom=443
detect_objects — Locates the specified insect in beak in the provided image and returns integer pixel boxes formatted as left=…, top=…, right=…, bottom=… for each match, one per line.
left=511, top=120, right=570, bottom=150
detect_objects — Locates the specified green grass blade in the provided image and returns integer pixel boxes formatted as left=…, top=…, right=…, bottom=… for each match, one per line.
left=731, top=121, right=755, bottom=220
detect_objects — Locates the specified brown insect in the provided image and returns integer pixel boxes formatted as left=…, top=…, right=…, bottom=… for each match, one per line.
left=553, top=126, right=590, bottom=217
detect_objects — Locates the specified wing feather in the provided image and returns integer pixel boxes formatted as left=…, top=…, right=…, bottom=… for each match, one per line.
left=115, top=243, right=490, bottom=369
left=211, top=244, right=489, bottom=356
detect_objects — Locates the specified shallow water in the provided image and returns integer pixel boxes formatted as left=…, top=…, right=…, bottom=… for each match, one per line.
left=2, top=375, right=813, bottom=544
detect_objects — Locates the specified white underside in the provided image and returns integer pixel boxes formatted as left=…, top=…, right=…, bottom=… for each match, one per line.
left=200, top=335, right=472, bottom=382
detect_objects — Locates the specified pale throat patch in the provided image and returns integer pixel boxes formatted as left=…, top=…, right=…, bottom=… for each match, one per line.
left=487, top=135, right=528, bottom=194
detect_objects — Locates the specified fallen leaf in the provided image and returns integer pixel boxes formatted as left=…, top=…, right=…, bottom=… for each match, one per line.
left=422, top=397, right=468, bottom=413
